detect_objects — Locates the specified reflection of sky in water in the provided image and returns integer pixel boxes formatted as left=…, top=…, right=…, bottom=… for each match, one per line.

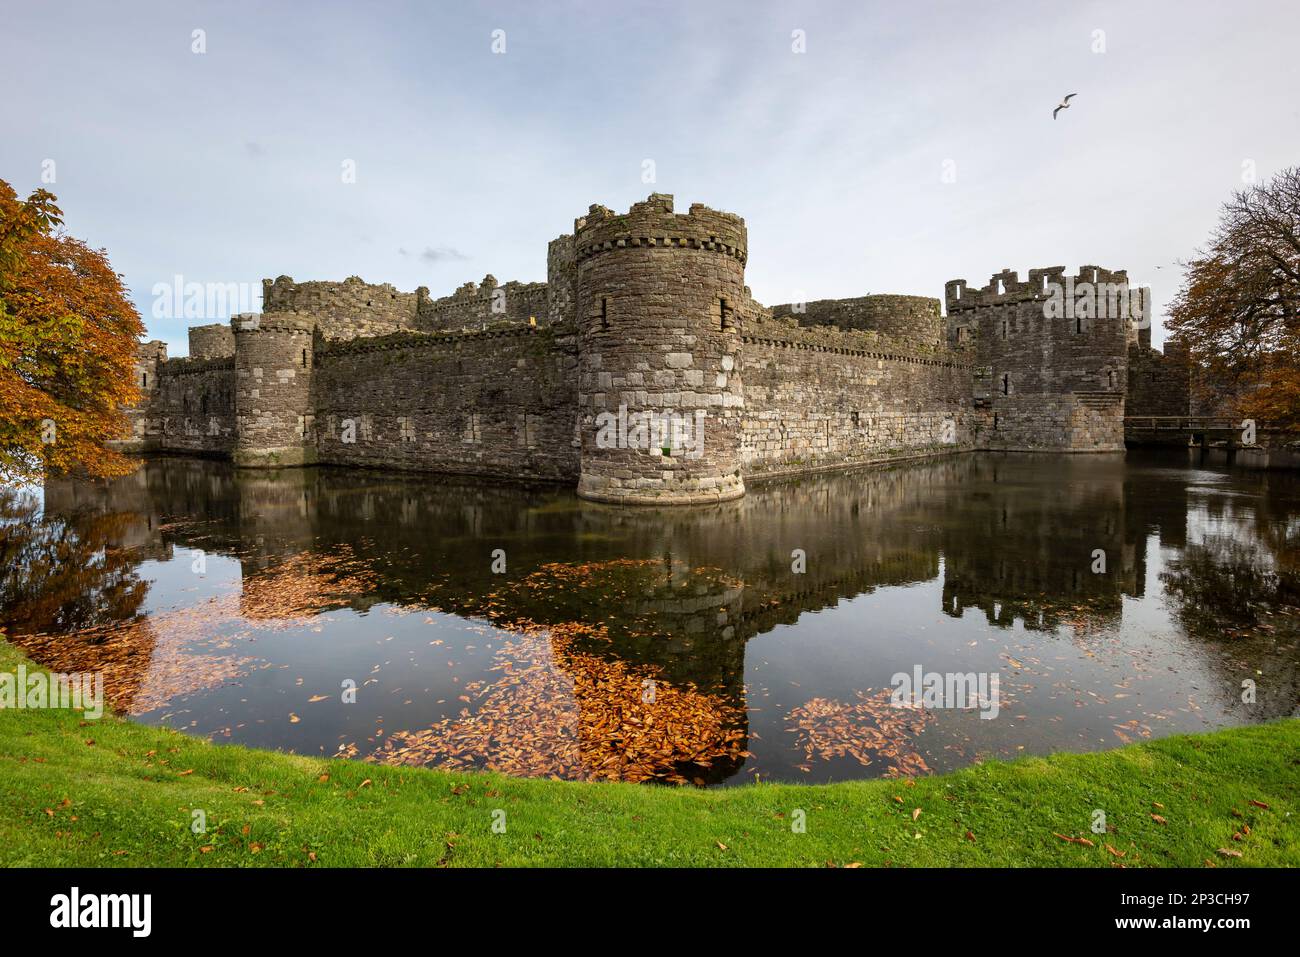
left=4, top=449, right=1297, bottom=787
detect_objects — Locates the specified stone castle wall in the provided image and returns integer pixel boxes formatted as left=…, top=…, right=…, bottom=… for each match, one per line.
left=768, top=294, right=948, bottom=347
left=128, top=195, right=1186, bottom=501
left=417, top=276, right=549, bottom=331
left=946, top=266, right=1134, bottom=452
left=741, top=317, right=975, bottom=476
left=974, top=393, right=1125, bottom=451
left=131, top=356, right=237, bottom=457
left=262, top=276, right=420, bottom=340
left=1128, top=340, right=1191, bottom=418
left=188, top=323, right=235, bottom=359
left=312, top=324, right=579, bottom=480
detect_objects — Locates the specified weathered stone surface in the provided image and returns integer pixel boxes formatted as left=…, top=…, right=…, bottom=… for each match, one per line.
left=129, top=197, right=1190, bottom=502
left=231, top=313, right=317, bottom=467
left=187, top=323, right=235, bottom=359
left=313, top=324, right=578, bottom=480
left=574, top=194, right=748, bottom=504
left=946, top=267, right=1138, bottom=452
left=1128, top=339, right=1191, bottom=417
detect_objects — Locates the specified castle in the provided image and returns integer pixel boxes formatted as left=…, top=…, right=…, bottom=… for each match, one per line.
left=125, top=193, right=1189, bottom=504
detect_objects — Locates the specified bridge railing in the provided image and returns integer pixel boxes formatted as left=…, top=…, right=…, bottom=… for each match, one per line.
left=1123, top=416, right=1244, bottom=432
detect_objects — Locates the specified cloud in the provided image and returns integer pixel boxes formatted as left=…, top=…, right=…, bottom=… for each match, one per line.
left=244, top=141, right=266, bottom=157
left=421, top=246, right=469, bottom=263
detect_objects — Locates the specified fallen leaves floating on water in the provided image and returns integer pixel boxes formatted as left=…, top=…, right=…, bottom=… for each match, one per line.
left=236, top=548, right=378, bottom=622
left=786, top=689, right=932, bottom=777
left=375, top=618, right=746, bottom=785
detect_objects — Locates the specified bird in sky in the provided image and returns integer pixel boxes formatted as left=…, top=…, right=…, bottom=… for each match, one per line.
left=1053, top=93, right=1078, bottom=120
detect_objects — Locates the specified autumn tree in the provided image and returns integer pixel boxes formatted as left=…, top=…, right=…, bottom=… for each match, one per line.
left=0, top=179, right=144, bottom=482
left=1167, top=167, right=1300, bottom=427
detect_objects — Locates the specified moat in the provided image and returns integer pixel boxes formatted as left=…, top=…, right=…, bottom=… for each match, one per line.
left=3, top=450, right=1297, bottom=786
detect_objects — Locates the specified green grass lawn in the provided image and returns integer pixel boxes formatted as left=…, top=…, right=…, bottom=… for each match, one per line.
left=1, top=640, right=1296, bottom=867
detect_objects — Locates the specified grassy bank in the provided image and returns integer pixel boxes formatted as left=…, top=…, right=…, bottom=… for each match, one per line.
left=1, top=640, right=1295, bottom=867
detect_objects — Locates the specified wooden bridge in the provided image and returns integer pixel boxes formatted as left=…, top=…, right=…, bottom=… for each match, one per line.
left=1123, top=416, right=1294, bottom=450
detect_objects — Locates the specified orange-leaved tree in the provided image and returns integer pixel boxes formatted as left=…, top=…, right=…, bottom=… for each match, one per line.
left=0, top=179, right=144, bottom=483
left=1166, top=167, right=1300, bottom=427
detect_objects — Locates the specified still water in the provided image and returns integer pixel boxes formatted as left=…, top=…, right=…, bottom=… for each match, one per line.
left=3, top=451, right=1297, bottom=786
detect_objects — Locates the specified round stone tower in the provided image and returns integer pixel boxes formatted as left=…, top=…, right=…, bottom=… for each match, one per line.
left=575, top=194, right=747, bottom=504
left=231, top=312, right=317, bottom=467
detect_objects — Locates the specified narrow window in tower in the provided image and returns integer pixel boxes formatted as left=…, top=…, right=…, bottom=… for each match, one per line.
left=1075, top=314, right=1083, bottom=334
left=600, top=297, right=608, bottom=330
left=996, top=279, right=1005, bottom=295
left=993, top=413, right=999, bottom=430
left=141, top=372, right=148, bottom=388
left=1001, top=319, right=1008, bottom=340
left=301, top=348, right=308, bottom=368
left=1001, top=373, right=1010, bottom=395
left=1107, top=370, right=1115, bottom=389
left=719, top=297, right=731, bottom=331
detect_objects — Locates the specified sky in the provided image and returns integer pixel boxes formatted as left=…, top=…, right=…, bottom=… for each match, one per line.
left=3, top=0, right=1298, bottom=353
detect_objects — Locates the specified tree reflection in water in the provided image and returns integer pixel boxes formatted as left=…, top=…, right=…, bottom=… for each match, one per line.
left=3, top=450, right=1295, bottom=785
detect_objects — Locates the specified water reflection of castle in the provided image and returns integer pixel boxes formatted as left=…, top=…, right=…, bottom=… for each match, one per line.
left=43, top=455, right=1159, bottom=642
left=39, top=454, right=1185, bottom=650
left=35, top=452, right=1298, bottom=735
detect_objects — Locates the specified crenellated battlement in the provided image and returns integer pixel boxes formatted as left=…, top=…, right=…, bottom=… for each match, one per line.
left=946, top=266, right=1136, bottom=313
left=744, top=315, right=969, bottom=366
left=575, top=193, right=747, bottom=265
left=261, top=275, right=419, bottom=340
left=943, top=266, right=1144, bottom=453
left=136, top=339, right=168, bottom=362
left=135, top=198, right=1179, bottom=495
left=416, top=274, right=548, bottom=330
left=157, top=354, right=235, bottom=375
left=230, top=311, right=316, bottom=335
left=262, top=275, right=412, bottom=312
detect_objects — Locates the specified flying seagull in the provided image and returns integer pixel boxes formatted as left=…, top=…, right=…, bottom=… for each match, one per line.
left=1053, top=93, right=1077, bottom=120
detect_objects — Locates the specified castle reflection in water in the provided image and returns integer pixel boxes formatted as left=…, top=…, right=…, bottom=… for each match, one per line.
left=9, top=450, right=1298, bottom=785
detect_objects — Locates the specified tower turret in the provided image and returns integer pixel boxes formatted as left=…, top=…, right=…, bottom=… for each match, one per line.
left=231, top=312, right=317, bottom=467
left=574, top=194, right=747, bottom=504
